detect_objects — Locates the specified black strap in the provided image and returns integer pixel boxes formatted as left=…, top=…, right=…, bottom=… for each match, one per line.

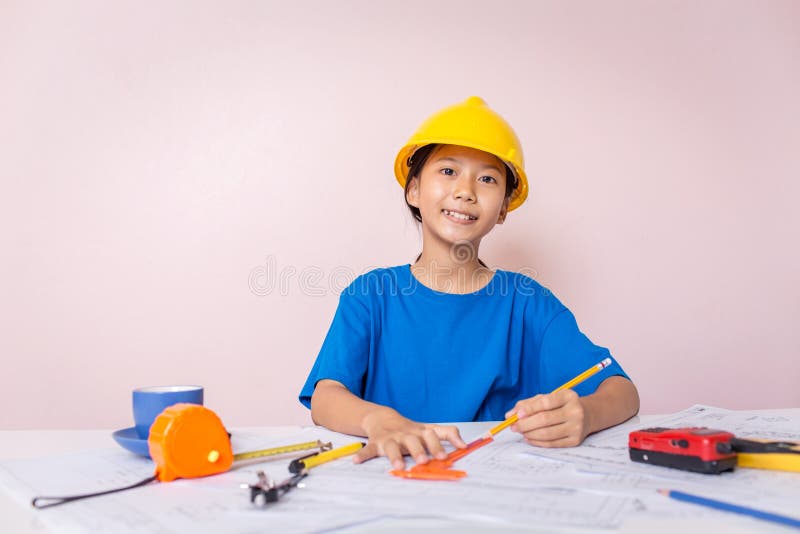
left=32, top=474, right=158, bottom=509
left=730, top=438, right=800, bottom=455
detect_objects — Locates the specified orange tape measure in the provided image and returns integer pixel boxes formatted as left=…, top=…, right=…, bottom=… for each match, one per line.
left=32, top=404, right=328, bottom=508
left=147, top=403, right=235, bottom=481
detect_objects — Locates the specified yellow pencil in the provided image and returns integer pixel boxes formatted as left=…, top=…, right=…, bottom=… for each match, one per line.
left=487, top=357, right=613, bottom=437
left=296, top=441, right=366, bottom=470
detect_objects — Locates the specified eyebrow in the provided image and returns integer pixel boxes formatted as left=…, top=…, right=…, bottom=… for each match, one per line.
left=433, top=156, right=504, bottom=174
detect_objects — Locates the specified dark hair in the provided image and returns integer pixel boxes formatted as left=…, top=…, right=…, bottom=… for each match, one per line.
left=403, top=144, right=518, bottom=223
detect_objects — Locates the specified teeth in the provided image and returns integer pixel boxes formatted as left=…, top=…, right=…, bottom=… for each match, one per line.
left=443, top=210, right=476, bottom=221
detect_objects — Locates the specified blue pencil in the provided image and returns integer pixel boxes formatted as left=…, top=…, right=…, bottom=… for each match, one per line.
left=659, top=489, right=800, bottom=529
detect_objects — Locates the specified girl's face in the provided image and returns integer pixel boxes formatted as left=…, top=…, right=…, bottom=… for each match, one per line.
left=406, top=144, right=509, bottom=253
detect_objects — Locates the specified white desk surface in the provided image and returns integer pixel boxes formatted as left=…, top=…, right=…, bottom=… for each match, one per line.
left=1, top=409, right=798, bottom=533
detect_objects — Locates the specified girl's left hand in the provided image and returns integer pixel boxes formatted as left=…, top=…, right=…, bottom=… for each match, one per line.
left=505, top=389, right=591, bottom=447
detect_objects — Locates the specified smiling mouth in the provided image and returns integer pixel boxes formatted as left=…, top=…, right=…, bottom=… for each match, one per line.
left=442, top=209, right=478, bottom=221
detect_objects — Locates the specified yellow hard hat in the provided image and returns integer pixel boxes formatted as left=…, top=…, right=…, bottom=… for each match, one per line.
left=394, top=96, right=528, bottom=211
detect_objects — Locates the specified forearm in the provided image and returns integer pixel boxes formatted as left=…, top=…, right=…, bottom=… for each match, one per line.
left=581, top=376, right=640, bottom=435
left=310, top=379, right=399, bottom=436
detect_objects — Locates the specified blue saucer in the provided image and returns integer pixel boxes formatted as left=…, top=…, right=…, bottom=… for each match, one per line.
left=112, top=427, right=152, bottom=458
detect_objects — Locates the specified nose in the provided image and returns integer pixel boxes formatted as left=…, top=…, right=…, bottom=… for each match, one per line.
left=452, top=174, right=476, bottom=203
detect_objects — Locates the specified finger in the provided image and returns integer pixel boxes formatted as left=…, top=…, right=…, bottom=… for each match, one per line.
left=543, top=389, right=577, bottom=410
left=522, top=421, right=572, bottom=443
left=504, top=399, right=526, bottom=419
left=525, top=432, right=583, bottom=448
left=508, top=394, right=549, bottom=420
left=506, top=395, right=543, bottom=432
left=353, top=442, right=379, bottom=464
left=524, top=391, right=569, bottom=413
left=434, top=425, right=467, bottom=448
left=382, top=439, right=406, bottom=471
left=514, top=390, right=576, bottom=422
left=401, top=434, right=429, bottom=465
left=421, top=428, right=446, bottom=459
left=513, top=407, right=566, bottom=434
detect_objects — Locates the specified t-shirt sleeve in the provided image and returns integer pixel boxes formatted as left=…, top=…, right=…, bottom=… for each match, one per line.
left=298, top=289, right=371, bottom=409
left=538, top=309, right=630, bottom=396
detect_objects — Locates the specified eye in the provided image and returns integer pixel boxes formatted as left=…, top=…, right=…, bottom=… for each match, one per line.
left=440, top=167, right=455, bottom=176
left=478, top=175, right=498, bottom=184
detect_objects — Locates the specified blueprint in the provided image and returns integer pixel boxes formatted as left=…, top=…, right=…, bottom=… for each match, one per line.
left=1, top=405, right=798, bottom=533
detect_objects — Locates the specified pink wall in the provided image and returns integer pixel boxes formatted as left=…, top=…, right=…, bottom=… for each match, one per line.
left=1, top=1, right=798, bottom=429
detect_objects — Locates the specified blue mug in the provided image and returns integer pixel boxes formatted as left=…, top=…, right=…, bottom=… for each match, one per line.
left=133, top=385, right=204, bottom=439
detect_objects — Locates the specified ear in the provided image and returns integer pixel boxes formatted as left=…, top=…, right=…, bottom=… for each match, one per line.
left=406, top=176, right=420, bottom=208
left=496, top=199, right=509, bottom=224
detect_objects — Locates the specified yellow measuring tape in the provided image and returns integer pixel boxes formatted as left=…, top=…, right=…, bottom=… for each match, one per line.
left=732, top=438, right=800, bottom=473
left=233, top=440, right=332, bottom=462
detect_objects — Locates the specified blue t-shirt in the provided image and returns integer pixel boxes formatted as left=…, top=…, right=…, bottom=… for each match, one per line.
left=299, top=265, right=628, bottom=422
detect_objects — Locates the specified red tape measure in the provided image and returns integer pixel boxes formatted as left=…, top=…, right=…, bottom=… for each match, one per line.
left=629, top=427, right=737, bottom=474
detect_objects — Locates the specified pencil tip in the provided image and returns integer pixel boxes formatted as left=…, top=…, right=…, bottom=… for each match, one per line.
left=657, top=489, right=669, bottom=496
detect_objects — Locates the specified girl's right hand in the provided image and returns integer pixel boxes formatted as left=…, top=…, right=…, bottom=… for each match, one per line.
left=353, top=409, right=467, bottom=470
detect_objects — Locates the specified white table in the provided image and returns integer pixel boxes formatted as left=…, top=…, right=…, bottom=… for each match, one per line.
left=2, top=410, right=798, bottom=533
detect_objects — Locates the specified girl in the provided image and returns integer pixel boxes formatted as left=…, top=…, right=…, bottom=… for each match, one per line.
left=299, top=97, right=639, bottom=471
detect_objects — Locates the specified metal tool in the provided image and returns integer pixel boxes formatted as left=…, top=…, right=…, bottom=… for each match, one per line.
left=243, top=470, right=307, bottom=505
